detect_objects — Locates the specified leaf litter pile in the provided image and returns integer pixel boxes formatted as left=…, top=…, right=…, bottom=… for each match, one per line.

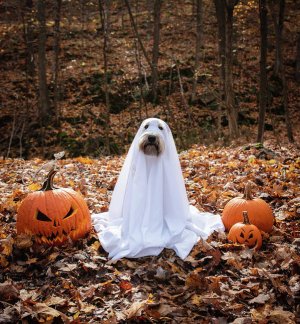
left=0, top=143, right=299, bottom=323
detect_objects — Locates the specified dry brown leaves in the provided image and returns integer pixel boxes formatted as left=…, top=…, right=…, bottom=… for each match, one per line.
left=0, top=143, right=299, bottom=323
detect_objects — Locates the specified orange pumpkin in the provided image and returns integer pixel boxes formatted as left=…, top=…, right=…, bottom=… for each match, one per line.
left=228, top=211, right=262, bottom=250
left=17, top=169, right=91, bottom=245
left=222, top=182, right=274, bottom=232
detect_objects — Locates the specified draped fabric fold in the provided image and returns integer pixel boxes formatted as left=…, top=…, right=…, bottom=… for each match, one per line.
left=92, top=118, right=224, bottom=260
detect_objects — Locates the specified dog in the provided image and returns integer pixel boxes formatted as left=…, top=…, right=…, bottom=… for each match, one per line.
left=92, top=118, right=224, bottom=260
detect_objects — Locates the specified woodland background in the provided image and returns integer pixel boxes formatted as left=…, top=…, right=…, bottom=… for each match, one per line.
left=0, top=0, right=300, bottom=323
left=0, top=0, right=299, bottom=158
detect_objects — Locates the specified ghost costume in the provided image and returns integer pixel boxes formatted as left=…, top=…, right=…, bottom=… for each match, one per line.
left=92, top=118, right=224, bottom=260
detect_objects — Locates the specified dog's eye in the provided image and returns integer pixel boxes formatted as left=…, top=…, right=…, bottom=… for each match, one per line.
left=158, top=125, right=163, bottom=130
left=144, top=124, right=149, bottom=129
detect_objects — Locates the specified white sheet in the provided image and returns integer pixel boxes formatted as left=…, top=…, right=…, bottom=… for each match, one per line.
left=92, top=118, right=224, bottom=260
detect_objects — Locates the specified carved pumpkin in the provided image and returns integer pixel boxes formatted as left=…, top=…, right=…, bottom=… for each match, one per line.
left=222, top=182, right=274, bottom=232
left=17, top=169, right=91, bottom=245
left=228, top=211, right=262, bottom=250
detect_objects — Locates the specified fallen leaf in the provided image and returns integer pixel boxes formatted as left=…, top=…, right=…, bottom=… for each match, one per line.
left=119, top=280, right=133, bottom=292
left=14, top=233, right=33, bottom=249
left=0, top=234, right=13, bottom=256
left=0, top=305, right=19, bottom=324
left=158, top=303, right=176, bottom=316
left=190, top=294, right=202, bottom=306
left=28, top=183, right=41, bottom=191
left=58, top=263, right=77, bottom=272
left=269, top=308, right=295, bottom=324
left=75, top=157, right=93, bottom=164
left=44, top=296, right=67, bottom=307
left=124, top=300, right=147, bottom=319
left=0, top=281, right=19, bottom=302
left=30, top=303, right=69, bottom=322
left=248, top=293, right=270, bottom=304
left=185, top=271, right=206, bottom=290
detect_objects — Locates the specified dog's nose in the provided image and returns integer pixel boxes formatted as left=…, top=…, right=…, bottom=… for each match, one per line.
left=148, top=135, right=156, bottom=143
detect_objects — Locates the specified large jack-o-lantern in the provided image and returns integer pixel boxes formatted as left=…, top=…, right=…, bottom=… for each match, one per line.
left=228, top=211, right=262, bottom=250
left=17, top=169, right=91, bottom=245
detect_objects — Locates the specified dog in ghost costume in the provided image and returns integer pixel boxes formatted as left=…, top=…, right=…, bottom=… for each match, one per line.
left=92, top=118, right=224, bottom=260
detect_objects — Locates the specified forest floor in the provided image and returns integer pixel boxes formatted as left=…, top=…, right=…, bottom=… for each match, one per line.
left=0, top=143, right=299, bottom=323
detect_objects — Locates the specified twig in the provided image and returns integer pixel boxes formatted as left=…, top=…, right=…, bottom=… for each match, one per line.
left=18, top=121, right=25, bottom=158
left=6, top=109, right=16, bottom=158
left=22, top=151, right=65, bottom=186
left=124, top=0, right=152, bottom=70
left=133, top=38, right=145, bottom=120
left=174, top=58, right=193, bottom=127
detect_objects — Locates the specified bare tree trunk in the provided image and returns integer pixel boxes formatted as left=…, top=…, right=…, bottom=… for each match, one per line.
left=296, top=33, right=300, bottom=83
left=37, top=0, right=51, bottom=124
left=53, top=0, right=62, bottom=125
left=268, top=0, right=284, bottom=75
left=191, top=0, right=203, bottom=103
left=124, top=0, right=152, bottom=69
left=274, top=0, right=295, bottom=143
left=22, top=0, right=35, bottom=77
left=214, top=0, right=226, bottom=93
left=257, top=0, right=268, bottom=143
left=276, top=0, right=284, bottom=76
left=214, top=0, right=226, bottom=137
left=151, top=0, right=162, bottom=103
left=134, top=38, right=147, bottom=120
left=164, top=69, right=184, bottom=148
left=6, top=110, right=16, bottom=159
left=132, top=0, right=149, bottom=119
left=282, top=75, right=294, bottom=142
left=225, top=0, right=239, bottom=138
left=81, top=0, right=85, bottom=42
left=99, top=0, right=111, bottom=154
left=269, top=0, right=294, bottom=142
left=19, top=0, right=34, bottom=158
left=175, top=60, right=192, bottom=126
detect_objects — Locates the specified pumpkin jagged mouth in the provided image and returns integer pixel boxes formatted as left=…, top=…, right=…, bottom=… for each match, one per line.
left=36, top=227, right=78, bottom=244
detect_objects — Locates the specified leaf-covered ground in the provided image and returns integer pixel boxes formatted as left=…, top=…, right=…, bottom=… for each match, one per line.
left=0, top=143, right=299, bottom=323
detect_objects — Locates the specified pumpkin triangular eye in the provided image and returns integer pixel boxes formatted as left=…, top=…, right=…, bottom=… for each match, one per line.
left=64, top=207, right=74, bottom=219
left=240, top=232, right=245, bottom=238
left=248, top=233, right=254, bottom=239
left=37, top=210, right=52, bottom=222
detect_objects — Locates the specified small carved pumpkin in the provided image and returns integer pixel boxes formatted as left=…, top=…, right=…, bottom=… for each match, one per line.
left=17, top=169, right=91, bottom=245
left=222, top=182, right=274, bottom=232
left=228, top=211, right=262, bottom=250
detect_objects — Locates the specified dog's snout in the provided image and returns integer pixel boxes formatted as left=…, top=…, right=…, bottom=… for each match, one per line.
left=148, top=135, right=156, bottom=143
left=138, top=129, right=164, bottom=156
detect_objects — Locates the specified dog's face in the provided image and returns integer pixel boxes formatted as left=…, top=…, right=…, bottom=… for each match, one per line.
left=138, top=119, right=165, bottom=156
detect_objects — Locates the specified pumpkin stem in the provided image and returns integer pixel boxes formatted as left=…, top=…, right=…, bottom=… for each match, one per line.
left=244, top=182, right=253, bottom=200
left=41, top=168, right=57, bottom=191
left=242, top=211, right=250, bottom=224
